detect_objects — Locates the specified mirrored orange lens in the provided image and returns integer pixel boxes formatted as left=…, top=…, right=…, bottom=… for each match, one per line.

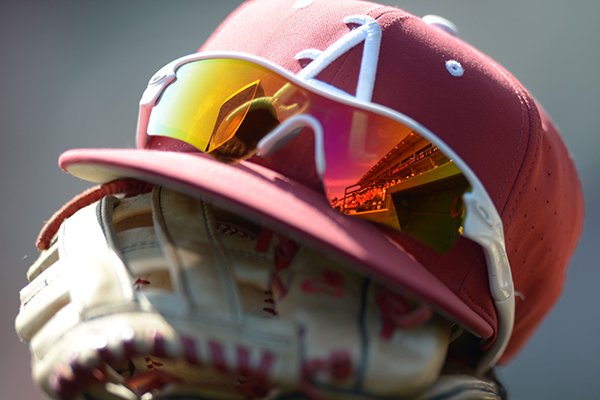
left=146, top=58, right=470, bottom=252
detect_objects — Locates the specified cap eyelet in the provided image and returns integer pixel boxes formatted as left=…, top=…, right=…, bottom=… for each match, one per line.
left=445, top=60, right=464, bottom=77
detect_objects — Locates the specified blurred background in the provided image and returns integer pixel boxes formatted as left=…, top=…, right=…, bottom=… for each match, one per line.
left=1, top=0, right=598, bottom=398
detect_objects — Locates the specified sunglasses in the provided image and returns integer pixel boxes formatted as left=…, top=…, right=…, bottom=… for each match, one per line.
left=136, top=51, right=514, bottom=373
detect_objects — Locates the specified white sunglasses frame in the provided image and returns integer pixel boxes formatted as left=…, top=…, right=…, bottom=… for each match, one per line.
left=136, top=51, right=514, bottom=374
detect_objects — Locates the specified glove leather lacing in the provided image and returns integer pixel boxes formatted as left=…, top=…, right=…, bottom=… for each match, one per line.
left=36, top=178, right=154, bottom=251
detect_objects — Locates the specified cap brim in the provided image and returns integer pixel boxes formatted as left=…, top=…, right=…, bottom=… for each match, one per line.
left=59, top=148, right=493, bottom=339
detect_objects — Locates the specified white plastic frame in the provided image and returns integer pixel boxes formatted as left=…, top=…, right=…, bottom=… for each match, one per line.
left=136, top=51, right=514, bottom=374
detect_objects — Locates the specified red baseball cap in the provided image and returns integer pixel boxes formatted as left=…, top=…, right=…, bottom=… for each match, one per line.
left=59, top=0, right=584, bottom=367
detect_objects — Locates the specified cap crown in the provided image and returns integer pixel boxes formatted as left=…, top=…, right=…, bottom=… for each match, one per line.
left=199, top=0, right=584, bottom=361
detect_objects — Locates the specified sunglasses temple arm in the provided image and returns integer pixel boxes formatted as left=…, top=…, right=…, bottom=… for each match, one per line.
left=256, top=114, right=326, bottom=178
left=462, top=193, right=515, bottom=374
left=477, top=242, right=515, bottom=375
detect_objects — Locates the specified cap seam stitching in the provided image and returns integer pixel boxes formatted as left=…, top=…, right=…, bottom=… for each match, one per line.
left=487, top=62, right=534, bottom=216
left=492, top=68, right=540, bottom=295
left=503, top=87, right=538, bottom=219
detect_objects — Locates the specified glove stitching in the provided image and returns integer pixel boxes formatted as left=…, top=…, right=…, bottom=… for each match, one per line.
left=200, top=201, right=244, bottom=322
left=22, top=274, right=59, bottom=307
left=223, top=248, right=272, bottom=262
left=119, top=241, right=161, bottom=253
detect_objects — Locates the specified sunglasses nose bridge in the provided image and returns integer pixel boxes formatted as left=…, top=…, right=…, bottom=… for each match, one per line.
left=256, top=113, right=326, bottom=178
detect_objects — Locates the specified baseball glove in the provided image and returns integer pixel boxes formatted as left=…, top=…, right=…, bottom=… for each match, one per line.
left=16, top=180, right=503, bottom=399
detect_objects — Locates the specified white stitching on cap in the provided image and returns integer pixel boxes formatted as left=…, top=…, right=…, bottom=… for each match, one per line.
left=446, top=60, right=464, bottom=77
left=293, top=0, right=313, bottom=9
left=295, top=15, right=382, bottom=102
